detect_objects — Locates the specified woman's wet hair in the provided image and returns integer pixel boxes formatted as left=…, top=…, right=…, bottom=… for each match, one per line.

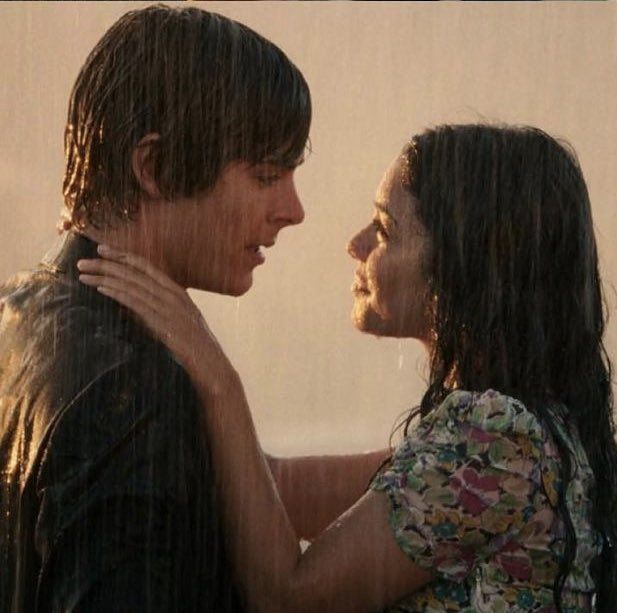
left=401, top=124, right=616, bottom=611
left=62, top=4, right=311, bottom=230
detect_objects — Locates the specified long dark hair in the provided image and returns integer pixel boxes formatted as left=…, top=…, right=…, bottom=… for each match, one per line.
left=403, top=124, right=616, bottom=610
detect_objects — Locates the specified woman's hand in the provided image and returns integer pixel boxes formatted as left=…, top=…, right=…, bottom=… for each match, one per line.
left=77, top=244, right=237, bottom=397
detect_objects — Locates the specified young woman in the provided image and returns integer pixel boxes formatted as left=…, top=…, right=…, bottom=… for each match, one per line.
left=77, top=124, right=617, bottom=612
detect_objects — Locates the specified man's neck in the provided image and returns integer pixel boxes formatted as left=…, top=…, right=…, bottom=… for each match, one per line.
left=79, top=224, right=143, bottom=255
left=74, top=221, right=182, bottom=288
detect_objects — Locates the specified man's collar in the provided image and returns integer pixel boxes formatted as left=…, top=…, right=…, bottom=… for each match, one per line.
left=39, top=230, right=144, bottom=344
left=41, top=231, right=99, bottom=278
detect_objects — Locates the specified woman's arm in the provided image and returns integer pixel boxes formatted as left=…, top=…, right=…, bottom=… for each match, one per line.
left=77, top=249, right=434, bottom=613
left=198, top=370, right=433, bottom=613
left=266, top=450, right=391, bottom=540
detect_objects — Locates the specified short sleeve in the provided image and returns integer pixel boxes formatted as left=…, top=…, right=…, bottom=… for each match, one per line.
left=370, top=390, right=545, bottom=582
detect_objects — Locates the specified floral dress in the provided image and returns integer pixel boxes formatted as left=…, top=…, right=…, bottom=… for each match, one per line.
left=370, top=390, right=601, bottom=612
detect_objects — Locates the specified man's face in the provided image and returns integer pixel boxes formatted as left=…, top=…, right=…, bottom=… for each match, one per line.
left=151, top=161, right=305, bottom=295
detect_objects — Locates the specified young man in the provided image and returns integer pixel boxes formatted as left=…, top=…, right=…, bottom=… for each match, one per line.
left=0, top=6, right=310, bottom=611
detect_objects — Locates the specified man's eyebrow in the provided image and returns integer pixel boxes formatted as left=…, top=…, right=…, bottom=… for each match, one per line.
left=259, top=155, right=305, bottom=170
left=374, top=200, right=397, bottom=225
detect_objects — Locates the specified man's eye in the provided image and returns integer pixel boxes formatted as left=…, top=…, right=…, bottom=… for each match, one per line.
left=256, top=174, right=280, bottom=186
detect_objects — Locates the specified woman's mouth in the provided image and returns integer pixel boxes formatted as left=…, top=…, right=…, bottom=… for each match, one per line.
left=351, top=275, right=370, bottom=296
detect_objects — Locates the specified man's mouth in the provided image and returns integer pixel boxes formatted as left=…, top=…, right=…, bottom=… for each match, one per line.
left=245, top=241, right=275, bottom=265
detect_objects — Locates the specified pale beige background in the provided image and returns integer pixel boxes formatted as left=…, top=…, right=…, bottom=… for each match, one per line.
left=1, top=1, right=615, bottom=455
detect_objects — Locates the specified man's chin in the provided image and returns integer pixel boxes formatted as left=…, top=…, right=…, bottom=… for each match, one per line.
left=225, top=283, right=252, bottom=297
left=187, top=272, right=253, bottom=297
left=227, top=272, right=254, bottom=297
left=215, top=275, right=254, bottom=297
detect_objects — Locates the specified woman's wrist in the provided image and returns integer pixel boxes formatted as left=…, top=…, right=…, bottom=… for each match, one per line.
left=186, top=348, right=243, bottom=403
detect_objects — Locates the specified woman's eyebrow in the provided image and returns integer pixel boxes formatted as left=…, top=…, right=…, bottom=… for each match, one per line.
left=374, top=201, right=398, bottom=226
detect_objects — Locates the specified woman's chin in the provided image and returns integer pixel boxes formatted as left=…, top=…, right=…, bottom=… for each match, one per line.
left=351, top=303, right=387, bottom=337
left=351, top=303, right=428, bottom=341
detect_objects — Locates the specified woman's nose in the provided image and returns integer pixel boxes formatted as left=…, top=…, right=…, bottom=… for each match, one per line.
left=347, top=228, right=372, bottom=262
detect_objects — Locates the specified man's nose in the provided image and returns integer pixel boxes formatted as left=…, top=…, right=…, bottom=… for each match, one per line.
left=286, top=189, right=305, bottom=226
left=347, top=227, right=372, bottom=262
left=273, top=183, right=305, bottom=227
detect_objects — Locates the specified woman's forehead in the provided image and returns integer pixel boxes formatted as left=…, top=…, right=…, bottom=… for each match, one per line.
left=375, top=156, right=414, bottom=214
left=382, top=154, right=407, bottom=184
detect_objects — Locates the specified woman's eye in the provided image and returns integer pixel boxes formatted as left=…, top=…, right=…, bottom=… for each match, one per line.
left=373, top=219, right=389, bottom=241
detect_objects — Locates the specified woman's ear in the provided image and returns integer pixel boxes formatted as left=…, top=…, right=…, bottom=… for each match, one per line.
left=131, top=133, right=162, bottom=199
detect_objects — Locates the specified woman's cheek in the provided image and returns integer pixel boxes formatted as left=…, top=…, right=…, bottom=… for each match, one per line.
left=367, top=254, right=400, bottom=320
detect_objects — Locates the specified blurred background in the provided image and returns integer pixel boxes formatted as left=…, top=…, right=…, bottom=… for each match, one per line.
left=1, top=1, right=615, bottom=455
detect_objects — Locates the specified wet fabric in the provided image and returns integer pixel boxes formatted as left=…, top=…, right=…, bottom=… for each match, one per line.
left=0, top=232, right=243, bottom=612
left=371, top=389, right=601, bottom=612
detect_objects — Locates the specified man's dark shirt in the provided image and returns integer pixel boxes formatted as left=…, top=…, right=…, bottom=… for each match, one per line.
left=0, top=232, right=242, bottom=612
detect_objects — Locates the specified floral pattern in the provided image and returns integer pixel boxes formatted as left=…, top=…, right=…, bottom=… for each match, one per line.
left=370, top=389, right=601, bottom=612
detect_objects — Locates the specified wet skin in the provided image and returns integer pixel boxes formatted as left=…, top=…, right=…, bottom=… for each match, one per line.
left=347, top=155, right=433, bottom=343
left=82, top=157, right=305, bottom=297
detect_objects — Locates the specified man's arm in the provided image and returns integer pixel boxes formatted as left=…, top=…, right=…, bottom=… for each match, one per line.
left=266, top=450, right=391, bottom=540
left=34, top=356, right=214, bottom=612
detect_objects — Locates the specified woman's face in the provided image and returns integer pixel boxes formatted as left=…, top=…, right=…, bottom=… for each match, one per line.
left=347, top=155, right=433, bottom=342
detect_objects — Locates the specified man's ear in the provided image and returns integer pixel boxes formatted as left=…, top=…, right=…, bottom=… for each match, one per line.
left=131, top=133, right=162, bottom=199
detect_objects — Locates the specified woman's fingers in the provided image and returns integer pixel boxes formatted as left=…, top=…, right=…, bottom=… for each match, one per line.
left=79, top=273, right=169, bottom=315
left=77, top=258, right=145, bottom=283
left=78, top=250, right=230, bottom=380
left=95, top=283, right=172, bottom=341
left=88, top=273, right=208, bottom=372
left=97, top=244, right=184, bottom=295
left=78, top=257, right=164, bottom=295
left=78, top=253, right=203, bottom=322
left=77, top=247, right=210, bottom=368
left=77, top=259, right=186, bottom=317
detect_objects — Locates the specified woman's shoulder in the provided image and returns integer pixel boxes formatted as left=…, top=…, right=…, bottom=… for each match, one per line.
left=420, top=389, right=545, bottom=444
left=384, top=389, right=552, bottom=482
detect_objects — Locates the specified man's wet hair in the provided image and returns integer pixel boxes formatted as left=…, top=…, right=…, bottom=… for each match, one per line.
left=62, top=4, right=311, bottom=230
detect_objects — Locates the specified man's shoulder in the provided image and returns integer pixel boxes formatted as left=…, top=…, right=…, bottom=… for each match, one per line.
left=0, top=267, right=200, bottom=471
left=0, top=264, right=190, bottom=382
left=1, top=266, right=133, bottom=388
